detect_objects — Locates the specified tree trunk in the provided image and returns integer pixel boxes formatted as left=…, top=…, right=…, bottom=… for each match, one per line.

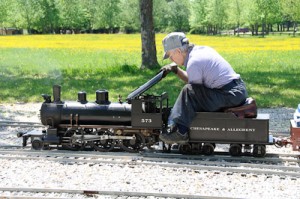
left=255, top=24, right=259, bottom=35
left=139, top=0, right=159, bottom=69
left=261, top=19, right=265, bottom=38
left=293, top=22, right=297, bottom=37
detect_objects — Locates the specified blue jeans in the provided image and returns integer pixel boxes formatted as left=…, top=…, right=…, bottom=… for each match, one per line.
left=169, top=79, right=248, bottom=127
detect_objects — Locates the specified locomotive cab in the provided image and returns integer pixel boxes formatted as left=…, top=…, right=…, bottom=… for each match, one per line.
left=131, top=92, right=169, bottom=128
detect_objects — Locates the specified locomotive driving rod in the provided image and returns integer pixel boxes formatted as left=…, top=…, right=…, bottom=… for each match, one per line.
left=68, top=134, right=136, bottom=142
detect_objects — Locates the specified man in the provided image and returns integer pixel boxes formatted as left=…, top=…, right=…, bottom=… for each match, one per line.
left=159, top=32, right=248, bottom=144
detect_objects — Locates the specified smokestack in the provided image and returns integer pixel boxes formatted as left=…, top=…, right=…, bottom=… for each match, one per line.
left=53, top=85, right=61, bottom=103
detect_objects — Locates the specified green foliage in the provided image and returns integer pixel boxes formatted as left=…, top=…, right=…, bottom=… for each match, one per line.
left=119, top=0, right=140, bottom=33
left=166, top=0, right=190, bottom=32
left=1, top=0, right=299, bottom=34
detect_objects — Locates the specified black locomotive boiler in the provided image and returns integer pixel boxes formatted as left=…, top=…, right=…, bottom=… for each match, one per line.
left=20, top=71, right=273, bottom=157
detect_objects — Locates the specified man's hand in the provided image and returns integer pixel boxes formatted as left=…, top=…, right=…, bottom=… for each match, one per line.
left=160, top=62, right=178, bottom=78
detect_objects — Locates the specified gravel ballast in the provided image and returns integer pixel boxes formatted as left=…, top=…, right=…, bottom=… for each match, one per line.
left=0, top=103, right=299, bottom=199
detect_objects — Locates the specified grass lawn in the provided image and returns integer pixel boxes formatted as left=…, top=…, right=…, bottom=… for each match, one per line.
left=0, top=34, right=299, bottom=108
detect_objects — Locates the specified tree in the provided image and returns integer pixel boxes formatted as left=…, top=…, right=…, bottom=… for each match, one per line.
left=244, top=0, right=260, bottom=35
left=167, top=0, right=190, bottom=32
left=38, top=0, right=59, bottom=33
left=266, top=0, right=282, bottom=32
left=205, top=0, right=228, bottom=35
left=227, top=0, right=242, bottom=35
left=153, top=0, right=169, bottom=32
left=255, top=0, right=272, bottom=37
left=80, top=0, right=103, bottom=32
left=119, top=0, right=140, bottom=33
left=189, top=0, right=209, bottom=34
left=55, top=0, right=86, bottom=32
left=97, top=0, right=120, bottom=33
left=140, top=0, right=159, bottom=69
left=280, top=0, right=300, bottom=36
left=11, top=0, right=44, bottom=34
left=0, top=0, right=10, bottom=34
left=190, top=0, right=228, bottom=35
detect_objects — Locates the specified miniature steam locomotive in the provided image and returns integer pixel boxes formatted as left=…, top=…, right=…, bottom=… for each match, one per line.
left=20, top=71, right=294, bottom=157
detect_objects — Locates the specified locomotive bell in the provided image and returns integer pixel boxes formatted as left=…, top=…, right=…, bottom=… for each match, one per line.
left=96, top=89, right=110, bottom=104
left=78, top=91, right=87, bottom=104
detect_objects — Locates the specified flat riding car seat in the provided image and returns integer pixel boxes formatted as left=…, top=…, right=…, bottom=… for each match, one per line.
left=224, top=97, right=257, bottom=118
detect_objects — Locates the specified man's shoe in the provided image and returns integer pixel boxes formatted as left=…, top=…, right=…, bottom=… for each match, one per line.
left=159, top=125, right=189, bottom=144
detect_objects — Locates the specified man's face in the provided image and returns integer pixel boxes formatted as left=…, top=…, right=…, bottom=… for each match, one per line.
left=167, top=48, right=184, bottom=65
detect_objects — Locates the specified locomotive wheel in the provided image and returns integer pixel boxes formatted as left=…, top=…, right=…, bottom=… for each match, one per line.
left=31, top=137, right=44, bottom=150
left=162, top=143, right=172, bottom=152
left=229, top=144, right=242, bottom=156
left=191, top=143, right=203, bottom=154
left=179, top=143, right=192, bottom=154
left=89, top=130, right=115, bottom=152
left=202, top=143, right=215, bottom=155
left=253, top=144, right=266, bottom=157
left=145, top=136, right=157, bottom=150
left=62, top=129, right=84, bottom=150
left=120, top=132, right=145, bottom=153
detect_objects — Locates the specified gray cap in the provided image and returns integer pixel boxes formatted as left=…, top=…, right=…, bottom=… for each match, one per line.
left=162, top=32, right=189, bottom=59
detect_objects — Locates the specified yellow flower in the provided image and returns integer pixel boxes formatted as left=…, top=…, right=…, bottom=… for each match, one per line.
left=0, top=34, right=299, bottom=54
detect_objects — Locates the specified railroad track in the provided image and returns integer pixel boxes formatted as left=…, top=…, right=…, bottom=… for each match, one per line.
left=0, top=148, right=298, bottom=198
left=0, top=148, right=299, bottom=178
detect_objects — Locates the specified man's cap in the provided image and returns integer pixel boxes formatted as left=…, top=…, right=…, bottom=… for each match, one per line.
left=162, top=32, right=189, bottom=59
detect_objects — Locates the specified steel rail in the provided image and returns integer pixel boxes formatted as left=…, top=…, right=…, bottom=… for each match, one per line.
left=141, top=151, right=300, bottom=163
left=0, top=148, right=298, bottom=163
left=0, top=146, right=298, bottom=158
left=0, top=148, right=298, bottom=165
left=0, top=148, right=295, bottom=164
left=0, top=187, right=238, bottom=199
